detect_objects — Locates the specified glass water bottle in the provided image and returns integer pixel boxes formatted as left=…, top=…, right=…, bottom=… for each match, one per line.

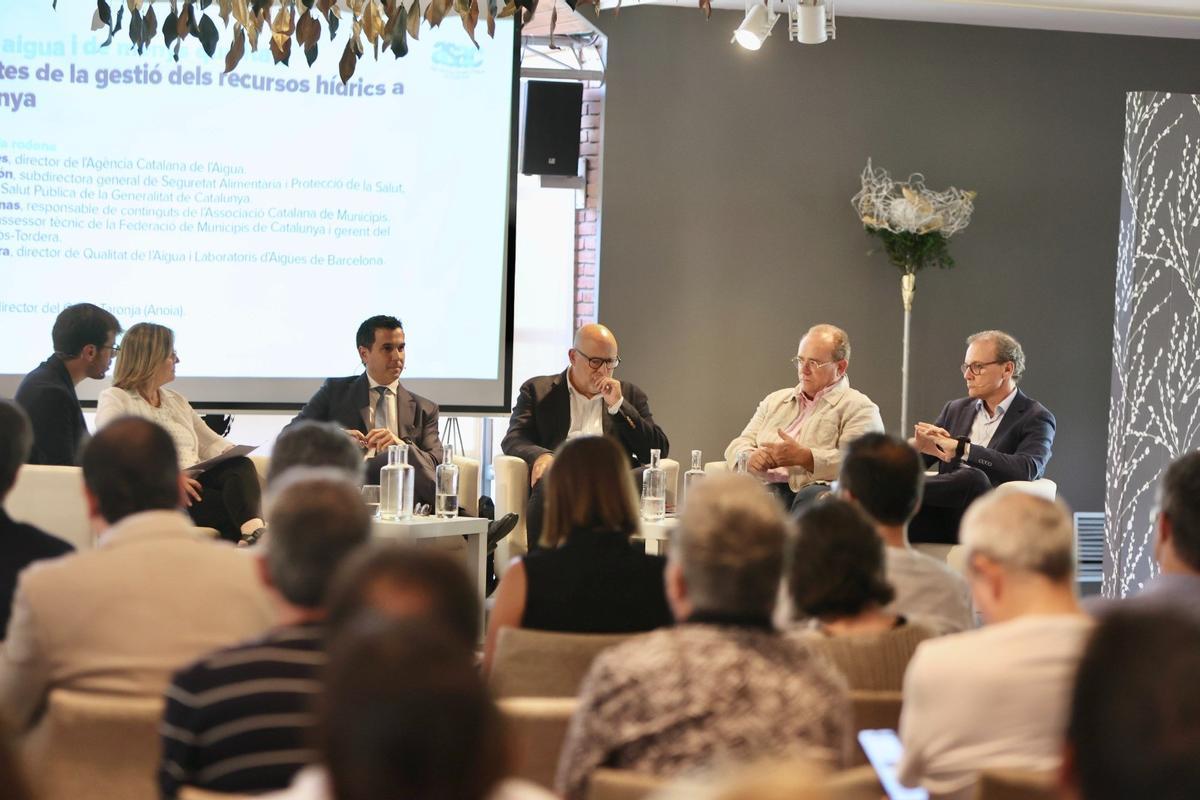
left=641, top=448, right=666, bottom=521
left=682, top=449, right=705, bottom=508
left=379, top=443, right=414, bottom=521
left=734, top=449, right=751, bottom=474
left=435, top=444, right=460, bottom=519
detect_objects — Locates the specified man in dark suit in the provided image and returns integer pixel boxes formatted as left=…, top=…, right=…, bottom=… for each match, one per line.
left=502, top=323, right=669, bottom=549
left=909, top=330, right=1056, bottom=545
left=290, top=315, right=441, bottom=502
left=0, top=401, right=74, bottom=640
left=14, top=303, right=122, bottom=466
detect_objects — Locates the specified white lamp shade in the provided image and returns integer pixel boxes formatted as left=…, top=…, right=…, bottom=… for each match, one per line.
left=733, top=4, right=776, bottom=50
left=796, top=3, right=827, bottom=44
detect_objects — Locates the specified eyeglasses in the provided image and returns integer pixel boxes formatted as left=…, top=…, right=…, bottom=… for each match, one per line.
left=961, top=360, right=1003, bottom=376
left=575, top=348, right=620, bottom=370
left=791, top=356, right=835, bottom=371
left=102, top=344, right=121, bottom=353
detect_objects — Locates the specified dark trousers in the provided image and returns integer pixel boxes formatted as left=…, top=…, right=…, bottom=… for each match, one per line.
left=187, top=456, right=262, bottom=544
left=767, top=481, right=832, bottom=516
left=908, top=466, right=994, bottom=545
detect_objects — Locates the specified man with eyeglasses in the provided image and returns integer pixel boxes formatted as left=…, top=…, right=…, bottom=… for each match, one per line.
left=908, top=330, right=1056, bottom=546
left=502, top=323, right=669, bottom=550
left=15, top=302, right=122, bottom=466
left=726, top=323, right=883, bottom=514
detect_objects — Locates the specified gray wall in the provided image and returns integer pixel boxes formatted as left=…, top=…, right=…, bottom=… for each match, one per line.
left=592, top=10, right=1200, bottom=512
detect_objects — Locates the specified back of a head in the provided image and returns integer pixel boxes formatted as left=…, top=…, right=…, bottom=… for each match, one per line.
left=839, top=433, right=924, bottom=526
left=1160, top=451, right=1200, bottom=571
left=1067, top=609, right=1200, bottom=800
left=318, top=616, right=505, bottom=800
left=52, top=302, right=120, bottom=357
left=0, top=400, right=32, bottom=499
left=325, top=543, right=481, bottom=647
left=674, top=473, right=788, bottom=618
left=82, top=417, right=180, bottom=524
left=542, top=435, right=639, bottom=547
left=790, top=499, right=894, bottom=620
left=960, top=488, right=1075, bottom=582
left=265, top=469, right=373, bottom=609
left=268, top=421, right=365, bottom=486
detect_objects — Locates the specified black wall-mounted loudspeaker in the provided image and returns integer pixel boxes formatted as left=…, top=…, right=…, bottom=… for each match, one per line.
left=522, top=80, right=584, bottom=176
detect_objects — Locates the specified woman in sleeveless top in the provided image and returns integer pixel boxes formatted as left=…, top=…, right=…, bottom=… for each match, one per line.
left=483, top=435, right=672, bottom=672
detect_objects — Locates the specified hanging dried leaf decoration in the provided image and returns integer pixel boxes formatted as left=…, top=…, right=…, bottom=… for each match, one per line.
left=128, top=8, right=144, bottom=51
left=390, top=2, right=408, bottom=57
left=424, top=0, right=447, bottom=28
left=698, top=0, right=710, bottom=18
left=162, top=4, right=178, bottom=46
left=175, top=1, right=190, bottom=38
left=217, top=0, right=232, bottom=23
left=144, top=4, right=158, bottom=46
left=497, top=1, right=515, bottom=19
left=224, top=24, right=245, bottom=69
left=338, top=37, right=358, bottom=82
left=461, top=0, right=479, bottom=48
left=296, top=9, right=320, bottom=49
left=269, top=2, right=294, bottom=62
left=406, top=0, right=420, bottom=39
left=127, top=0, right=143, bottom=13
left=198, top=12, right=220, bottom=54
left=362, top=0, right=384, bottom=55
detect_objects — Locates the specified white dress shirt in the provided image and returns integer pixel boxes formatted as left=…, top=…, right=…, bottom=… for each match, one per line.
left=565, top=374, right=619, bottom=438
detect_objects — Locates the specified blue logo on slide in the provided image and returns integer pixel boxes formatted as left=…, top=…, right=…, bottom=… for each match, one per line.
left=432, top=42, right=483, bottom=74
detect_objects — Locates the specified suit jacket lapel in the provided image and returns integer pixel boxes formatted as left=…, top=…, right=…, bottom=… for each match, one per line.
left=395, top=383, right=418, bottom=439
left=352, top=373, right=372, bottom=432
left=550, top=371, right=572, bottom=446
left=989, top=389, right=1029, bottom=445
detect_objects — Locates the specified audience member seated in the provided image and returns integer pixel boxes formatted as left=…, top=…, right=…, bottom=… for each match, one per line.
left=0, top=418, right=274, bottom=732
left=15, top=302, right=122, bottom=466
left=484, top=435, right=673, bottom=672
left=158, top=469, right=372, bottom=798
left=501, top=323, right=669, bottom=550
left=725, top=324, right=883, bottom=514
left=1061, top=608, right=1200, bottom=800
left=95, top=323, right=265, bottom=546
left=555, top=474, right=851, bottom=800
left=1107, top=450, right=1200, bottom=619
left=0, top=401, right=73, bottom=640
left=788, top=499, right=933, bottom=692
left=266, top=421, right=367, bottom=487
left=908, top=330, right=1056, bottom=545
left=262, top=617, right=552, bottom=800
left=898, top=488, right=1092, bottom=800
left=838, top=433, right=974, bottom=634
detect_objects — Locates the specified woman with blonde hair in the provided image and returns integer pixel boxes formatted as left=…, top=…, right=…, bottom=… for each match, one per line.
left=483, top=435, right=673, bottom=671
left=95, top=322, right=265, bottom=545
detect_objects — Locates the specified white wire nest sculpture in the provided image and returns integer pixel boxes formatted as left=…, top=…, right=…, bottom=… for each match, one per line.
left=851, top=159, right=976, bottom=236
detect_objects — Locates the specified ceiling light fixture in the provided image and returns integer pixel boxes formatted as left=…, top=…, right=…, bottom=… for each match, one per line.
left=733, top=0, right=835, bottom=50
left=732, top=3, right=779, bottom=50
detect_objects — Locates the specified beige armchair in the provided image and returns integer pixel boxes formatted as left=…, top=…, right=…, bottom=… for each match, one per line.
left=489, top=628, right=631, bottom=699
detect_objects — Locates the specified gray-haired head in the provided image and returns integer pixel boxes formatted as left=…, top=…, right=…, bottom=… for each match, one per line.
left=961, top=486, right=1074, bottom=582
left=967, top=330, right=1025, bottom=382
left=268, top=421, right=365, bottom=487
left=264, top=467, right=372, bottom=609
left=671, top=473, right=790, bottom=617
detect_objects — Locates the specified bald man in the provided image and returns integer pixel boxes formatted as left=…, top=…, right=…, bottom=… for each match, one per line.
left=502, top=324, right=669, bottom=550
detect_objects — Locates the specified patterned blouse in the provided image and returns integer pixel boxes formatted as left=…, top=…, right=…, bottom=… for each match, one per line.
left=554, top=617, right=852, bottom=800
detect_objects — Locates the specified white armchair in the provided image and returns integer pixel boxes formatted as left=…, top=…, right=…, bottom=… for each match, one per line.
left=5, top=465, right=92, bottom=551
left=492, top=454, right=679, bottom=576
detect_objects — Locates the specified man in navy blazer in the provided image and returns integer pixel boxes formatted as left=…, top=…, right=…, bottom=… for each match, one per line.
left=909, top=330, right=1056, bottom=544
left=502, top=323, right=669, bottom=549
left=14, top=303, right=122, bottom=466
left=290, top=315, right=442, bottom=501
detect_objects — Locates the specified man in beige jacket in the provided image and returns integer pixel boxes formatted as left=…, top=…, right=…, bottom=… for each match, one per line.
left=726, top=324, right=883, bottom=513
left=0, top=417, right=275, bottom=732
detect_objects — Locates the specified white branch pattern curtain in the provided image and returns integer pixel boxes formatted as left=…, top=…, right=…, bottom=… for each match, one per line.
left=1107, top=92, right=1200, bottom=596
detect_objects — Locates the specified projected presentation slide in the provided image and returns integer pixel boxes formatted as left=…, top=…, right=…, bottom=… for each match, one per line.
left=0, top=5, right=516, bottom=409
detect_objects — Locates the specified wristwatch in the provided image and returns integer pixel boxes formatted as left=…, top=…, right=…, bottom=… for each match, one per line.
left=954, top=436, right=970, bottom=462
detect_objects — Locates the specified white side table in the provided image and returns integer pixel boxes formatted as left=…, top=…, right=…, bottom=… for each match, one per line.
left=371, top=515, right=488, bottom=629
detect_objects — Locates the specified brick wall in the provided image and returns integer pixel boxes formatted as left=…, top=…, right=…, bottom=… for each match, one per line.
left=575, top=80, right=604, bottom=328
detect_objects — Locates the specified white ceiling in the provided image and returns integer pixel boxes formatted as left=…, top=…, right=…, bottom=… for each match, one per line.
left=594, top=0, right=1200, bottom=39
